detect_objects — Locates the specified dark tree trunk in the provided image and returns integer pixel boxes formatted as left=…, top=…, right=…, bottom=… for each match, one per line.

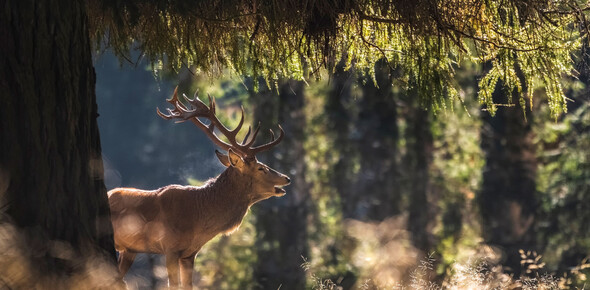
left=325, top=61, right=358, bottom=219
left=0, top=0, right=118, bottom=288
left=405, top=91, right=435, bottom=253
left=479, top=87, right=537, bottom=275
left=253, top=80, right=310, bottom=290
left=355, top=59, right=400, bottom=220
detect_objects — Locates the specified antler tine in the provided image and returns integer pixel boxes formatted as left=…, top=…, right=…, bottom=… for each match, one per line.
left=166, top=86, right=180, bottom=105
left=168, top=87, right=188, bottom=111
left=157, top=86, right=239, bottom=153
left=243, top=122, right=261, bottom=147
left=181, top=92, right=189, bottom=103
left=241, top=126, right=252, bottom=146
left=229, top=106, right=245, bottom=137
left=208, top=93, right=216, bottom=115
left=157, top=87, right=182, bottom=119
left=157, top=87, right=206, bottom=121
left=157, top=94, right=186, bottom=120
left=159, top=87, right=285, bottom=160
left=156, top=107, right=173, bottom=120
left=177, top=96, right=191, bottom=112
left=250, top=125, right=284, bottom=154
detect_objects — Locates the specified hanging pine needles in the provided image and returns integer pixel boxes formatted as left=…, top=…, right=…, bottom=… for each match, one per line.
left=88, top=0, right=588, bottom=116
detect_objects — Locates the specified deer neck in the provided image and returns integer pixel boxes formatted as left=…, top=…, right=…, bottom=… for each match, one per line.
left=209, top=167, right=252, bottom=208
left=194, top=167, right=252, bottom=234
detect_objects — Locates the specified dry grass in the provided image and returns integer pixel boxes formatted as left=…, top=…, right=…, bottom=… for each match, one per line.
left=304, top=216, right=588, bottom=290
left=305, top=254, right=577, bottom=290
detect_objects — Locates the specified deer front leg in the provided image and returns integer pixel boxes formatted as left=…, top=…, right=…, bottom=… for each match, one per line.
left=179, top=255, right=196, bottom=287
left=165, top=252, right=181, bottom=287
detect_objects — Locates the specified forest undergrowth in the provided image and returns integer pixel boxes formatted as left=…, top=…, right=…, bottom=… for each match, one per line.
left=304, top=248, right=589, bottom=290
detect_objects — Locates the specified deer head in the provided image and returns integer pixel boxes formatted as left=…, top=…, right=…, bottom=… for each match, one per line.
left=215, top=149, right=290, bottom=200
left=156, top=87, right=290, bottom=200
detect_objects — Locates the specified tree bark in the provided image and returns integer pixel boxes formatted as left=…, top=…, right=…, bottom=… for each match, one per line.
left=479, top=87, right=537, bottom=275
left=0, top=0, right=118, bottom=288
left=253, top=80, right=310, bottom=289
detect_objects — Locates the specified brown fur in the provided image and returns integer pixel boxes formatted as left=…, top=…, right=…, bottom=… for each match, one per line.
left=109, top=152, right=290, bottom=287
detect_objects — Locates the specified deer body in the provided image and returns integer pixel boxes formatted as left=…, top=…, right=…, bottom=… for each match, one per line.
left=109, top=88, right=290, bottom=287
left=109, top=175, right=249, bottom=256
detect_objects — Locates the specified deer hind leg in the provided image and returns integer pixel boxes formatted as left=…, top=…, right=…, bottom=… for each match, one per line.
left=165, top=252, right=181, bottom=287
left=179, top=255, right=196, bottom=287
left=117, top=250, right=137, bottom=277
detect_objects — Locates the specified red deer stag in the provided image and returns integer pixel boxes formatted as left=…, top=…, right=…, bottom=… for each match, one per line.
left=108, top=87, right=290, bottom=288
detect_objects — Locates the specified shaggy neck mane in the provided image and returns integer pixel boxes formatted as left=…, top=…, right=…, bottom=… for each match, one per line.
left=201, top=167, right=252, bottom=203
left=193, top=167, right=253, bottom=234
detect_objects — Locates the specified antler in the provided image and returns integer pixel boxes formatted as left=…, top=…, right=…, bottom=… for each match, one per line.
left=156, top=86, right=284, bottom=160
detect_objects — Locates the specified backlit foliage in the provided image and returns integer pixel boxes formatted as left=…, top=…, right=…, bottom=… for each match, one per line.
left=536, top=101, right=590, bottom=287
left=88, top=0, right=586, bottom=116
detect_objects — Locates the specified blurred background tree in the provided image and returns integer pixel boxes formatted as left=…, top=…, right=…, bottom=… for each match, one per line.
left=2, top=0, right=590, bottom=288
left=94, top=50, right=590, bottom=288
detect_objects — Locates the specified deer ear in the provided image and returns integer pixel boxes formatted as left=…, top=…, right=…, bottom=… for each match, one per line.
left=227, top=148, right=243, bottom=167
left=215, top=150, right=231, bottom=167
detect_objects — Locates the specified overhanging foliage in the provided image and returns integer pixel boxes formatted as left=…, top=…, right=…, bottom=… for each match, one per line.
left=88, top=0, right=588, bottom=117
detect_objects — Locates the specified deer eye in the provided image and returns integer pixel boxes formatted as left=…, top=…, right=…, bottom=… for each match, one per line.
left=258, top=167, right=265, bottom=171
